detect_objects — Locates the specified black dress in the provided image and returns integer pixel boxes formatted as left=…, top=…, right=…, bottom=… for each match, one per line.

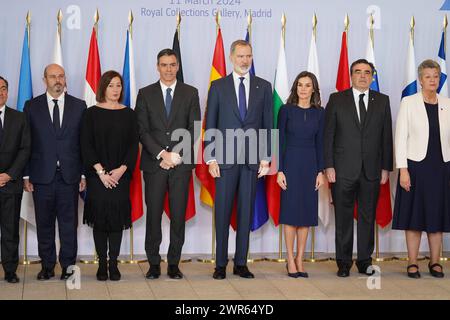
left=393, top=102, right=450, bottom=232
left=80, top=106, right=139, bottom=232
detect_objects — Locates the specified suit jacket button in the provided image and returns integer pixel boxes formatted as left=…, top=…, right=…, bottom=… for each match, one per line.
left=165, top=146, right=169, bottom=150
left=166, top=132, right=170, bottom=135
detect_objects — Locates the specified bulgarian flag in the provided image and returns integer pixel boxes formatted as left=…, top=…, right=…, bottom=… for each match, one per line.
left=122, top=27, right=144, bottom=223
left=84, top=27, right=101, bottom=108
left=265, top=29, right=289, bottom=227
left=195, top=28, right=226, bottom=209
left=162, top=28, right=196, bottom=221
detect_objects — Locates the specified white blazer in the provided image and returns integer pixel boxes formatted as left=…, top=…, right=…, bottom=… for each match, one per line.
left=395, top=92, right=450, bottom=168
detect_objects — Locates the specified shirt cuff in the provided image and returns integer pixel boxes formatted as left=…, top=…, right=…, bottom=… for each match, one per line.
left=206, top=159, right=217, bottom=165
left=156, top=150, right=165, bottom=160
left=23, top=176, right=29, bottom=180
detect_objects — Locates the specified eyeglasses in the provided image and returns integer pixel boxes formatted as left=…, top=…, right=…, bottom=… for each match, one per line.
left=46, top=75, right=65, bottom=80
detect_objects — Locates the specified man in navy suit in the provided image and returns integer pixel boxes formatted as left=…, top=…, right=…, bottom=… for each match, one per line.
left=23, top=64, right=87, bottom=280
left=0, top=76, right=31, bottom=283
left=205, top=40, right=273, bottom=279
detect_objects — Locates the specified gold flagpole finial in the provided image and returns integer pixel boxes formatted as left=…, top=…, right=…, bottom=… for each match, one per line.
left=410, top=16, right=415, bottom=44
left=57, top=9, right=63, bottom=40
left=344, top=13, right=349, bottom=32
left=94, top=8, right=100, bottom=25
left=128, top=10, right=134, bottom=37
left=281, top=13, right=286, bottom=48
left=312, top=12, right=317, bottom=39
left=176, top=10, right=181, bottom=28
left=26, top=10, right=31, bottom=26
left=444, top=14, right=448, bottom=29
left=247, top=10, right=252, bottom=27
left=215, top=10, right=221, bottom=27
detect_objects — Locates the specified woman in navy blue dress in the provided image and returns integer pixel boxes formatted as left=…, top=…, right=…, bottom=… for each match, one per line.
left=277, top=71, right=325, bottom=278
left=393, top=59, right=450, bottom=279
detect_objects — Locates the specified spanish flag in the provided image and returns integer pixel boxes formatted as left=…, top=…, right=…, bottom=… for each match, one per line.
left=195, top=28, right=226, bottom=208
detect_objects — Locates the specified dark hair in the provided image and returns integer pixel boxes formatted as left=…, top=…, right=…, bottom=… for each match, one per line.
left=350, top=59, right=374, bottom=75
left=157, top=48, right=178, bottom=64
left=230, top=39, right=252, bottom=54
left=96, top=70, right=124, bottom=103
left=286, top=71, right=321, bottom=108
left=0, top=76, right=8, bottom=90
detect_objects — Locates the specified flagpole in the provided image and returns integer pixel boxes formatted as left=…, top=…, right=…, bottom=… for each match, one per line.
left=303, top=13, right=328, bottom=263
left=266, top=13, right=287, bottom=263
left=198, top=11, right=222, bottom=264
left=20, top=11, right=40, bottom=266
left=80, top=9, right=101, bottom=265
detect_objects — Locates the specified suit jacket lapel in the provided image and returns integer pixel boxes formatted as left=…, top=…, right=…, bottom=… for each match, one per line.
left=153, top=82, right=169, bottom=127
left=168, top=83, right=182, bottom=127
left=364, top=90, right=376, bottom=128
left=39, top=94, right=55, bottom=135
left=226, top=74, right=242, bottom=122
left=60, top=93, right=70, bottom=134
left=345, top=89, right=360, bottom=129
left=0, top=107, right=11, bottom=150
left=246, top=75, right=258, bottom=122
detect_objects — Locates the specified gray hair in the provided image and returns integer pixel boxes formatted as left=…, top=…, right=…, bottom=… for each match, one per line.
left=230, top=40, right=252, bottom=54
left=418, top=59, right=441, bottom=79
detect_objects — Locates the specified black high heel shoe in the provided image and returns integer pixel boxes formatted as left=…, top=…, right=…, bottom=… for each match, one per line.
left=428, top=263, right=444, bottom=278
left=286, top=264, right=299, bottom=278
left=407, top=264, right=421, bottom=279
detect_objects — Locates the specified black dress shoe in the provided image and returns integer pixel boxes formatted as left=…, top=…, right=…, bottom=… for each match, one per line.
left=337, top=268, right=350, bottom=277
left=428, top=263, right=444, bottom=278
left=4, top=272, right=20, bottom=283
left=213, top=266, right=226, bottom=280
left=146, top=264, right=161, bottom=279
left=233, top=265, right=255, bottom=279
left=167, top=265, right=183, bottom=279
left=37, top=268, right=55, bottom=281
left=96, top=261, right=108, bottom=281
left=60, top=267, right=74, bottom=280
left=286, top=264, right=299, bottom=278
left=357, top=264, right=375, bottom=276
left=407, top=264, right=421, bottom=279
left=297, top=272, right=309, bottom=278
left=109, top=261, right=121, bottom=281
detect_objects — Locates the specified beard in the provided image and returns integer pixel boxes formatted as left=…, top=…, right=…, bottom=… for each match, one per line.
left=235, top=65, right=251, bottom=75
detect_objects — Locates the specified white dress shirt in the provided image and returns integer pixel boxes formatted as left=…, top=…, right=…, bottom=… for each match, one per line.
left=156, top=80, right=177, bottom=160
left=46, top=92, right=65, bottom=126
left=232, top=71, right=250, bottom=109
left=352, top=87, right=369, bottom=122
left=0, top=104, right=5, bottom=126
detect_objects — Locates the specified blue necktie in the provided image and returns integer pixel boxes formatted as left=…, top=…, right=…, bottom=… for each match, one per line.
left=165, top=88, right=172, bottom=117
left=53, top=99, right=61, bottom=132
left=238, top=77, right=247, bottom=120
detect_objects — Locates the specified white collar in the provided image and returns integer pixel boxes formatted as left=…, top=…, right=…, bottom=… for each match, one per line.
left=46, top=92, right=65, bottom=104
left=233, top=71, right=250, bottom=82
left=352, top=87, right=369, bottom=96
left=160, top=80, right=177, bottom=92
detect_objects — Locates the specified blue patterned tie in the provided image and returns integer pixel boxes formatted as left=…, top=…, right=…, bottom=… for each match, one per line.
left=238, top=77, right=247, bottom=120
left=165, top=88, right=172, bottom=117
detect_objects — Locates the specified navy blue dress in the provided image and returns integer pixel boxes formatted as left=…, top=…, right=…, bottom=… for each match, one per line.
left=393, top=102, right=450, bottom=232
left=278, top=104, right=325, bottom=227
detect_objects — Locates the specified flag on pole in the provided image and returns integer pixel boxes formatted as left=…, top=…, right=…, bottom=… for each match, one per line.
left=52, top=26, right=63, bottom=67
left=122, top=29, right=144, bottom=223
left=195, top=28, right=226, bottom=209
left=266, top=29, right=289, bottom=227
left=18, top=24, right=35, bottom=225
left=307, top=28, right=332, bottom=227
left=244, top=29, right=269, bottom=232
left=365, top=30, right=393, bottom=228
left=163, top=28, right=196, bottom=222
left=438, top=30, right=448, bottom=97
left=336, top=31, right=350, bottom=91
left=401, top=32, right=417, bottom=98
left=84, top=27, right=101, bottom=107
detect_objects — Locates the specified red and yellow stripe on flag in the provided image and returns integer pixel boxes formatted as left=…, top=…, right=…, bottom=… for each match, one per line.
left=195, top=28, right=226, bottom=207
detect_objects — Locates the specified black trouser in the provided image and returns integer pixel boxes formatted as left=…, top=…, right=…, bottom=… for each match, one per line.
left=33, top=171, right=78, bottom=270
left=332, top=171, right=380, bottom=269
left=144, top=169, right=191, bottom=266
left=93, top=229, right=123, bottom=262
left=0, top=193, right=22, bottom=274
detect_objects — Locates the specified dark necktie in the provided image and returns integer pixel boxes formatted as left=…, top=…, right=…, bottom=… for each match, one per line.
left=53, top=99, right=61, bottom=132
left=359, top=93, right=367, bottom=126
left=165, top=88, right=172, bottom=117
left=0, top=110, right=3, bottom=145
left=238, top=77, right=247, bottom=120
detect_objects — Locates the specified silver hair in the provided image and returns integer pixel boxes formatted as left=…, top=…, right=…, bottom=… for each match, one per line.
left=418, top=59, right=441, bottom=79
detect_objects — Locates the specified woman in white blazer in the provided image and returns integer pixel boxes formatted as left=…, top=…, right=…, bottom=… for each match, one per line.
left=393, top=59, right=450, bottom=279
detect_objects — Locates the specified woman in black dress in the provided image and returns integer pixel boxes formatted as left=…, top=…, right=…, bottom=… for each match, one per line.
left=80, top=70, right=138, bottom=281
left=277, top=71, right=325, bottom=278
left=394, top=59, right=450, bottom=278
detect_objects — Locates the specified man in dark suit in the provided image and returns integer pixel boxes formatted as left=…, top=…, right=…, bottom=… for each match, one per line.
left=324, top=59, right=393, bottom=277
left=0, top=76, right=31, bottom=283
left=136, top=49, right=200, bottom=280
left=205, top=40, right=273, bottom=280
left=23, top=64, right=87, bottom=281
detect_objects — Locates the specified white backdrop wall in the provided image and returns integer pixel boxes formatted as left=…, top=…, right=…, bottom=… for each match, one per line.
left=1, top=0, right=450, bottom=255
